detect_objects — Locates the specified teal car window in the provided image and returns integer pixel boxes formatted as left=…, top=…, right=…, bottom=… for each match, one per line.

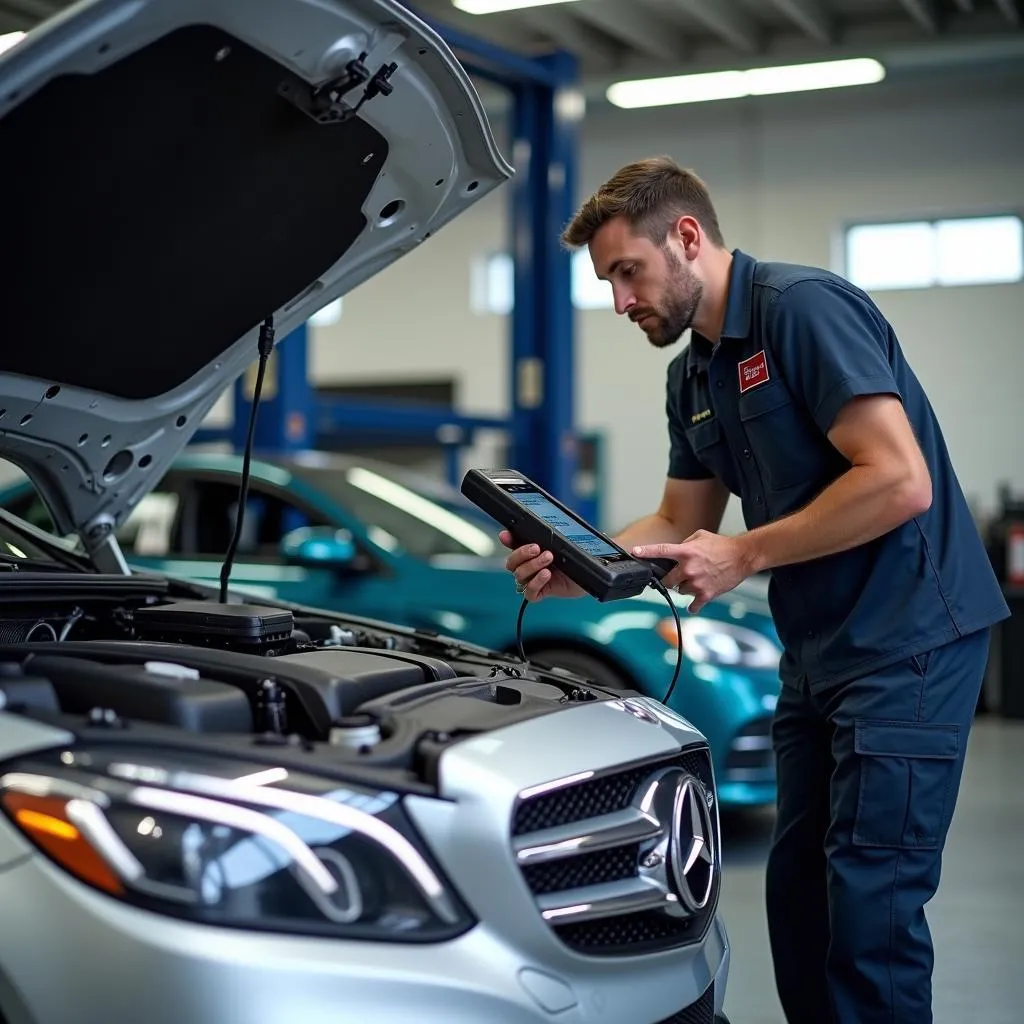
left=116, top=491, right=183, bottom=557
left=184, top=479, right=330, bottom=559
left=286, top=463, right=498, bottom=560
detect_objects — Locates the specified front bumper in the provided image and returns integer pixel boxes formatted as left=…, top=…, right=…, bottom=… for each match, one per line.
left=0, top=851, right=730, bottom=1024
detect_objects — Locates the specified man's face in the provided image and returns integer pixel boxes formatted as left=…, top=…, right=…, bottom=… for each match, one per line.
left=589, top=216, right=703, bottom=348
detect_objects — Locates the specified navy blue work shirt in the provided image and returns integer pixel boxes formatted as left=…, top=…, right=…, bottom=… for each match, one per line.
left=666, top=249, right=1010, bottom=691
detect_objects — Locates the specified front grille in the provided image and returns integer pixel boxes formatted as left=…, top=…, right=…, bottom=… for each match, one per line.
left=512, top=745, right=721, bottom=957
left=554, top=907, right=705, bottom=956
left=656, top=982, right=715, bottom=1024
left=522, top=843, right=640, bottom=896
left=512, top=750, right=711, bottom=836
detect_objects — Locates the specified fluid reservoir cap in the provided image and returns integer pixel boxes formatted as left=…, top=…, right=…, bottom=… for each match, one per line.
left=329, top=715, right=381, bottom=749
left=334, top=714, right=377, bottom=729
left=518, top=968, right=577, bottom=1014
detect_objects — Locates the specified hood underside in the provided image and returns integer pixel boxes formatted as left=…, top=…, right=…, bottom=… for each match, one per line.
left=0, top=0, right=511, bottom=563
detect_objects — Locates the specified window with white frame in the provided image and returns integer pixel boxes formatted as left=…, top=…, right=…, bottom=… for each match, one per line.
left=844, top=214, right=1023, bottom=292
left=470, top=250, right=614, bottom=314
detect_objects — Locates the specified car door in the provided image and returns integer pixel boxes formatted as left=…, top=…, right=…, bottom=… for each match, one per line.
left=147, top=472, right=391, bottom=612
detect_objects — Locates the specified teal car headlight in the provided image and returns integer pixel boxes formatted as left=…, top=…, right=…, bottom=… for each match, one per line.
left=0, top=748, right=471, bottom=942
left=658, top=617, right=781, bottom=670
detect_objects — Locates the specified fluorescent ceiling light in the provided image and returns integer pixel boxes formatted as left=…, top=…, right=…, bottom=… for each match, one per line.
left=0, top=31, right=26, bottom=55
left=453, top=0, right=583, bottom=13
left=607, top=58, right=885, bottom=109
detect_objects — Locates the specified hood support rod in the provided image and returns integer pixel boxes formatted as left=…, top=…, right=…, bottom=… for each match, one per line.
left=83, top=522, right=129, bottom=576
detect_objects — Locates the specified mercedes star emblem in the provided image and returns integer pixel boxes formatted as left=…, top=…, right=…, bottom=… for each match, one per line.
left=635, top=767, right=717, bottom=917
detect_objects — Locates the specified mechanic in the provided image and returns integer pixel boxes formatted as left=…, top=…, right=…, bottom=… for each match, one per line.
left=500, top=156, right=1010, bottom=1024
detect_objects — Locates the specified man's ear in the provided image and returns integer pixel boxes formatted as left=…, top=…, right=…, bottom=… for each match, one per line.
left=675, top=216, right=702, bottom=259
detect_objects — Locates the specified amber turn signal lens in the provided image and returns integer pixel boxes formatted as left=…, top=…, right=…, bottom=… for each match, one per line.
left=656, top=618, right=682, bottom=648
left=1, top=791, right=123, bottom=895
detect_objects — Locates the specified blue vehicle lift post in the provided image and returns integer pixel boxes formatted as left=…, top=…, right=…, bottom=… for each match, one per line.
left=230, top=324, right=312, bottom=454
left=506, top=50, right=580, bottom=508
left=203, top=19, right=589, bottom=517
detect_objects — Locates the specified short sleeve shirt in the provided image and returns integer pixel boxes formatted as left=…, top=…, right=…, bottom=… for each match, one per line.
left=666, top=249, right=1009, bottom=691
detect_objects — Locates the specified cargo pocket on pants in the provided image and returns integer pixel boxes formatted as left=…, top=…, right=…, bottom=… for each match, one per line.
left=852, top=720, right=960, bottom=850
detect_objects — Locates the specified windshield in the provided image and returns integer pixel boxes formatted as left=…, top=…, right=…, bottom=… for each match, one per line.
left=285, top=462, right=501, bottom=560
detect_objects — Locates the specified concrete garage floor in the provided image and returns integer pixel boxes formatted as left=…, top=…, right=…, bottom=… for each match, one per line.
left=716, top=715, right=1024, bottom=1024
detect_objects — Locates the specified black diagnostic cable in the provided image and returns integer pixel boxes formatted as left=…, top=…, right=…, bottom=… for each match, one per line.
left=513, top=573, right=683, bottom=705
left=219, top=317, right=276, bottom=604
left=650, top=576, right=683, bottom=705
left=515, top=598, right=529, bottom=664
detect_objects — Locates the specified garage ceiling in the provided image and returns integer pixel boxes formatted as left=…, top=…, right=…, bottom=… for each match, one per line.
left=417, top=0, right=1024, bottom=106
left=2, top=0, right=1022, bottom=101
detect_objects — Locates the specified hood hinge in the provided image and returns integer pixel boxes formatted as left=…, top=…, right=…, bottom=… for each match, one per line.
left=277, top=53, right=398, bottom=125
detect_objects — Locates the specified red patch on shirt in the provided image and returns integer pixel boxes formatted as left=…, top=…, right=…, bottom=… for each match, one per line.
left=738, top=350, right=770, bottom=393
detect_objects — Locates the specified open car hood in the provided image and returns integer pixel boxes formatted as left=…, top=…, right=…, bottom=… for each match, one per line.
left=0, top=0, right=512, bottom=571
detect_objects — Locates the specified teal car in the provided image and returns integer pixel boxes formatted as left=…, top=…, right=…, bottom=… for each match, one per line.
left=0, top=449, right=782, bottom=808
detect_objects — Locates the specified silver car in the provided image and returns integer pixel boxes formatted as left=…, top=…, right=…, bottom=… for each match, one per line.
left=0, top=1, right=732, bottom=1021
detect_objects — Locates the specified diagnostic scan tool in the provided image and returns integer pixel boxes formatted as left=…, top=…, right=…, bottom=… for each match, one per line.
left=461, top=469, right=674, bottom=603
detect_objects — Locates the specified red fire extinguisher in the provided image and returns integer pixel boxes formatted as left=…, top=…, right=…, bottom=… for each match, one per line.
left=1008, top=522, right=1024, bottom=586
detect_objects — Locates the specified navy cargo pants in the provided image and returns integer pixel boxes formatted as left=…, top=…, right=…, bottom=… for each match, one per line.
left=765, top=628, right=990, bottom=1024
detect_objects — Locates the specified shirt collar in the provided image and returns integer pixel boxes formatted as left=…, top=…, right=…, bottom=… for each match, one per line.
left=685, top=248, right=756, bottom=376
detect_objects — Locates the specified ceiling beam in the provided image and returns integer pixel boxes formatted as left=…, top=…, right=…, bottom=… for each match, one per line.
left=766, top=0, right=836, bottom=45
left=573, top=1, right=691, bottom=65
left=671, top=0, right=760, bottom=53
left=528, top=8, right=621, bottom=69
left=993, top=0, right=1021, bottom=25
left=897, top=0, right=941, bottom=33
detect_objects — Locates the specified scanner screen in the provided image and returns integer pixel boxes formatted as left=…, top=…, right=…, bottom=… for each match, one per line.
left=503, top=486, right=620, bottom=558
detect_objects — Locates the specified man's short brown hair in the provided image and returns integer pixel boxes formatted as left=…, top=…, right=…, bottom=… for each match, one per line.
left=561, top=156, right=725, bottom=251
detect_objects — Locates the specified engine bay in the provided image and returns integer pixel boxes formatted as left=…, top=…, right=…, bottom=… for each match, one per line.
left=0, top=575, right=615, bottom=795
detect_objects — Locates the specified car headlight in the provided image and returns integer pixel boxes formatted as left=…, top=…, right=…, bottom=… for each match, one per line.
left=657, top=617, right=781, bottom=670
left=0, top=747, right=471, bottom=942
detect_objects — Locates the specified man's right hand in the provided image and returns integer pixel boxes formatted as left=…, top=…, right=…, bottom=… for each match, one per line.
left=499, top=531, right=585, bottom=602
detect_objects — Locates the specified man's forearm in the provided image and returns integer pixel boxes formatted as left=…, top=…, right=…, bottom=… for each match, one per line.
left=613, top=513, right=686, bottom=550
left=736, top=465, right=931, bottom=574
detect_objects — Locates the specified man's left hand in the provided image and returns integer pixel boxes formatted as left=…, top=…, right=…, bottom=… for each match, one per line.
left=633, top=531, right=751, bottom=614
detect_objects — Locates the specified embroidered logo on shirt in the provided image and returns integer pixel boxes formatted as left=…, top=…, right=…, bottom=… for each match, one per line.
left=690, top=408, right=713, bottom=424
left=738, top=350, right=770, bottom=393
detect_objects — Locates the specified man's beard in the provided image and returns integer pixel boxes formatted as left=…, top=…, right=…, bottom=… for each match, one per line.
left=632, top=248, right=702, bottom=349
